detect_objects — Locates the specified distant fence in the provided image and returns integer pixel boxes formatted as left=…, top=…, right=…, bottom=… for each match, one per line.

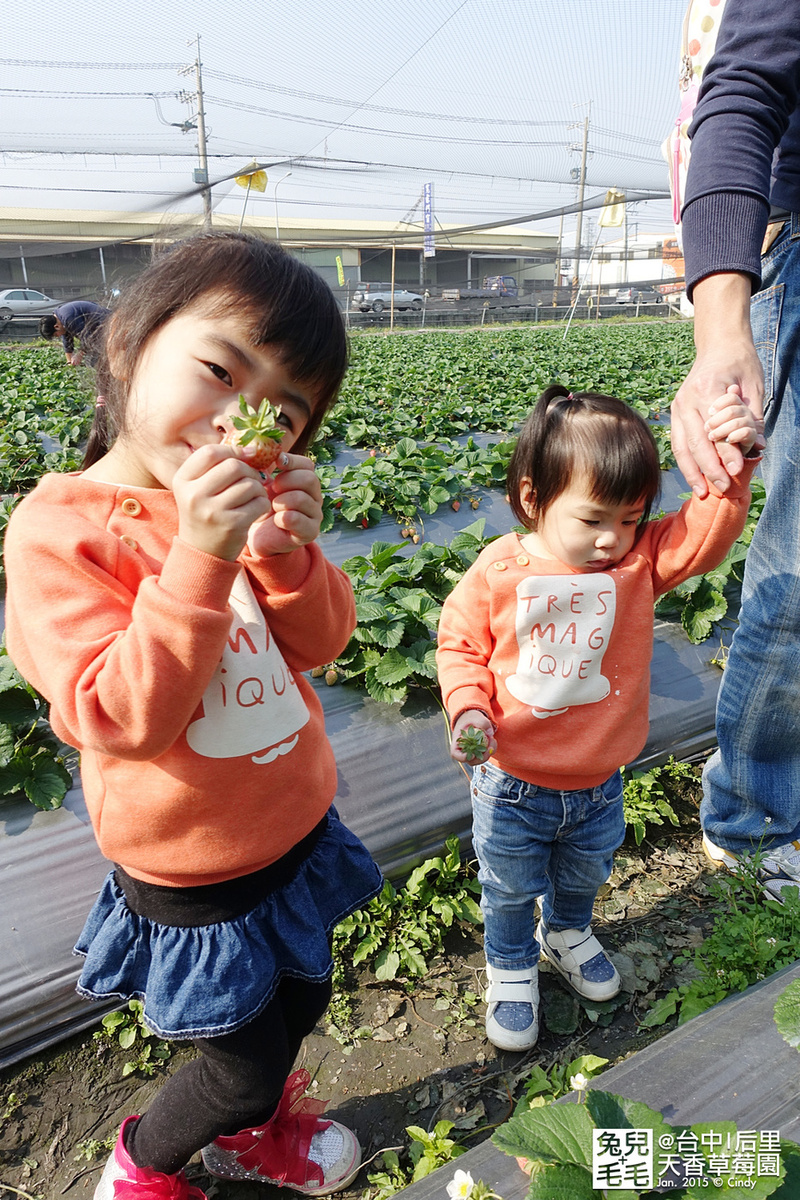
left=0, top=302, right=683, bottom=346
left=344, top=301, right=682, bottom=330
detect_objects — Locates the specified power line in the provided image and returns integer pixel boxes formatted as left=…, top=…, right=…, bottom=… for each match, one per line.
left=0, top=58, right=182, bottom=69
left=0, top=89, right=177, bottom=99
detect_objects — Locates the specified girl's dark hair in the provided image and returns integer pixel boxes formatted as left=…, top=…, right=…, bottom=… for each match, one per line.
left=84, top=231, right=348, bottom=467
left=507, top=384, right=661, bottom=531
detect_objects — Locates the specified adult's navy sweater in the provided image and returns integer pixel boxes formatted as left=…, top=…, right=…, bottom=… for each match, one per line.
left=682, top=0, right=800, bottom=298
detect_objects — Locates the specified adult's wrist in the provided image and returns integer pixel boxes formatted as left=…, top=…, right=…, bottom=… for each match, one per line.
left=692, top=273, right=754, bottom=354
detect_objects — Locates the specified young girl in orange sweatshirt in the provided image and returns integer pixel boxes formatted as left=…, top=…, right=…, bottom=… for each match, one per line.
left=4, top=233, right=381, bottom=1199
left=436, top=384, right=759, bottom=1052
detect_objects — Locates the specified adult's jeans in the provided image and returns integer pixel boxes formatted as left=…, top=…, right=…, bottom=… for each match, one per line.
left=471, top=761, right=625, bottom=971
left=702, top=212, right=800, bottom=852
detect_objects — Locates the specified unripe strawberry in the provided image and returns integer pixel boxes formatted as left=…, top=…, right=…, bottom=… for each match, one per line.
left=451, top=499, right=461, bottom=511
left=456, top=725, right=489, bottom=759
left=310, top=666, right=325, bottom=678
left=325, top=669, right=339, bottom=686
left=222, top=395, right=286, bottom=476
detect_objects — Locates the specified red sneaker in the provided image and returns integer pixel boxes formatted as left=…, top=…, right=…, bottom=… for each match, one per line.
left=201, top=1069, right=361, bottom=1195
left=94, top=1117, right=207, bottom=1199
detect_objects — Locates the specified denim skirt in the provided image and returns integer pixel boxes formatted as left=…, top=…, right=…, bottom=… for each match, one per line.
left=74, top=808, right=382, bottom=1040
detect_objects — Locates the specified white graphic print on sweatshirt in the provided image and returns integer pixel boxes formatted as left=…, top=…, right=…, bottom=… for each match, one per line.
left=506, top=574, right=616, bottom=719
left=186, top=570, right=309, bottom=761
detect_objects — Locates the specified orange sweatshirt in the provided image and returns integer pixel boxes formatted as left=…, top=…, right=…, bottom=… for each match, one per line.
left=436, top=464, right=757, bottom=790
left=4, top=474, right=356, bottom=886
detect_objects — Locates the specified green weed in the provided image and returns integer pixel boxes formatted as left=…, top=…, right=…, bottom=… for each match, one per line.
left=621, top=757, right=698, bottom=845
left=363, top=1121, right=468, bottom=1200
left=642, top=854, right=800, bottom=1029
left=73, top=1135, right=116, bottom=1162
left=0, top=1091, right=25, bottom=1125
left=514, top=1054, right=608, bottom=1111
left=93, top=999, right=172, bottom=1078
left=335, top=835, right=482, bottom=983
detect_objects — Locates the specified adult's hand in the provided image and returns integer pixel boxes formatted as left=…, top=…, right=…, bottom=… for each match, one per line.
left=671, top=273, right=765, bottom=496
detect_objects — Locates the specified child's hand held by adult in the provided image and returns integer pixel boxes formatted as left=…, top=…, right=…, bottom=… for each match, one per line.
left=704, top=383, right=764, bottom=462
left=246, top=452, right=324, bottom=558
left=173, top=443, right=271, bottom=561
left=450, top=710, right=497, bottom=765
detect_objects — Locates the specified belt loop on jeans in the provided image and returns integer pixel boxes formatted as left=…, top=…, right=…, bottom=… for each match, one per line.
left=791, top=212, right=800, bottom=241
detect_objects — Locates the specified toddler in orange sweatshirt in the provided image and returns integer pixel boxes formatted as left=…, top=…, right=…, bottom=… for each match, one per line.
left=437, top=384, right=759, bottom=1051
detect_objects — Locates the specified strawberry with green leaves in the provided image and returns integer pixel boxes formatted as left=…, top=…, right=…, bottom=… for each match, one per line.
left=456, top=725, right=491, bottom=762
left=222, top=395, right=286, bottom=477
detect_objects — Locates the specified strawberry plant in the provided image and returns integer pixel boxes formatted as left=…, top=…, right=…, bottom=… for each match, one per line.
left=514, top=1054, right=608, bottom=1111
left=0, top=646, right=72, bottom=812
left=494, top=1086, right=800, bottom=1197
left=93, top=999, right=172, bottom=1078
left=656, top=479, right=766, bottom=643
left=774, top=979, right=800, bottom=1052
left=334, top=521, right=492, bottom=704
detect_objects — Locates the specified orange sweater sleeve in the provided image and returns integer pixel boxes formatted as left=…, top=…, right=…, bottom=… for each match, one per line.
left=5, top=516, right=241, bottom=761
left=639, top=458, right=759, bottom=597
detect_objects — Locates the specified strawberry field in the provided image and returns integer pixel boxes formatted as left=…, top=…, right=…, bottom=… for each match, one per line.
left=0, top=322, right=763, bottom=811
left=1, top=322, right=798, bottom=1200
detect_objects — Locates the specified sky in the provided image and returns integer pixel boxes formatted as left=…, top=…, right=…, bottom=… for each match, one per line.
left=1, top=0, right=687, bottom=246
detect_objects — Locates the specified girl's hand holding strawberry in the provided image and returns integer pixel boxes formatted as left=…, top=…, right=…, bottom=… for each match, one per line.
left=246, top=453, right=324, bottom=558
left=173, top=444, right=271, bottom=561
left=450, top=709, right=497, bottom=765
left=218, top=395, right=325, bottom=558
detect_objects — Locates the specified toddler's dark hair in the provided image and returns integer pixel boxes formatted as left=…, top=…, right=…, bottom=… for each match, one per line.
left=507, top=384, right=661, bottom=531
left=85, top=231, right=347, bottom=466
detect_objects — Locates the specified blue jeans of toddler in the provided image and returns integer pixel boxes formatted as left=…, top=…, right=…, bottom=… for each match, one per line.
left=471, top=761, right=625, bottom=972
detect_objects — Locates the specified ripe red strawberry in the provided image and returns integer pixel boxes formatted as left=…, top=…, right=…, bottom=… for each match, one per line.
left=222, top=395, right=286, bottom=475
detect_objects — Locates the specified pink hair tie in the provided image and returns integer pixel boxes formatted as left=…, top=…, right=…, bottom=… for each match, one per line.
left=567, top=392, right=574, bottom=400
left=95, top=396, right=106, bottom=408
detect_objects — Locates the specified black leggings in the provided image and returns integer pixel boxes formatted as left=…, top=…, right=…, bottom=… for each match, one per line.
left=126, top=974, right=332, bottom=1176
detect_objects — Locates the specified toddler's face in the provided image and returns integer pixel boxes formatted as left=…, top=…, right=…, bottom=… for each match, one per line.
left=108, top=300, right=319, bottom=490
left=521, top=475, right=645, bottom=571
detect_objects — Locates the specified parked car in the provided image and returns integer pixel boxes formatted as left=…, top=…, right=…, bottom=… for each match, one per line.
left=616, top=286, right=663, bottom=305
left=0, top=288, right=59, bottom=322
left=351, top=283, right=424, bottom=313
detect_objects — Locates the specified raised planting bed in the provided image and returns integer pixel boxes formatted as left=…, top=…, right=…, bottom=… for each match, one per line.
left=396, top=961, right=800, bottom=1200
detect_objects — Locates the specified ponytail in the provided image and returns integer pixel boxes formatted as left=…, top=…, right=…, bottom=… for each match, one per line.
left=507, top=385, right=661, bottom=531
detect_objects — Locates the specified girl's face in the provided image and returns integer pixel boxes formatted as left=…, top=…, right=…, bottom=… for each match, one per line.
left=520, top=475, right=645, bottom=571
left=106, top=301, right=319, bottom=489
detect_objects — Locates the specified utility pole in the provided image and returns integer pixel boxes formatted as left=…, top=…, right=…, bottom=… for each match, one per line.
left=553, top=210, right=563, bottom=306
left=571, top=111, right=590, bottom=302
left=180, top=36, right=212, bottom=229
